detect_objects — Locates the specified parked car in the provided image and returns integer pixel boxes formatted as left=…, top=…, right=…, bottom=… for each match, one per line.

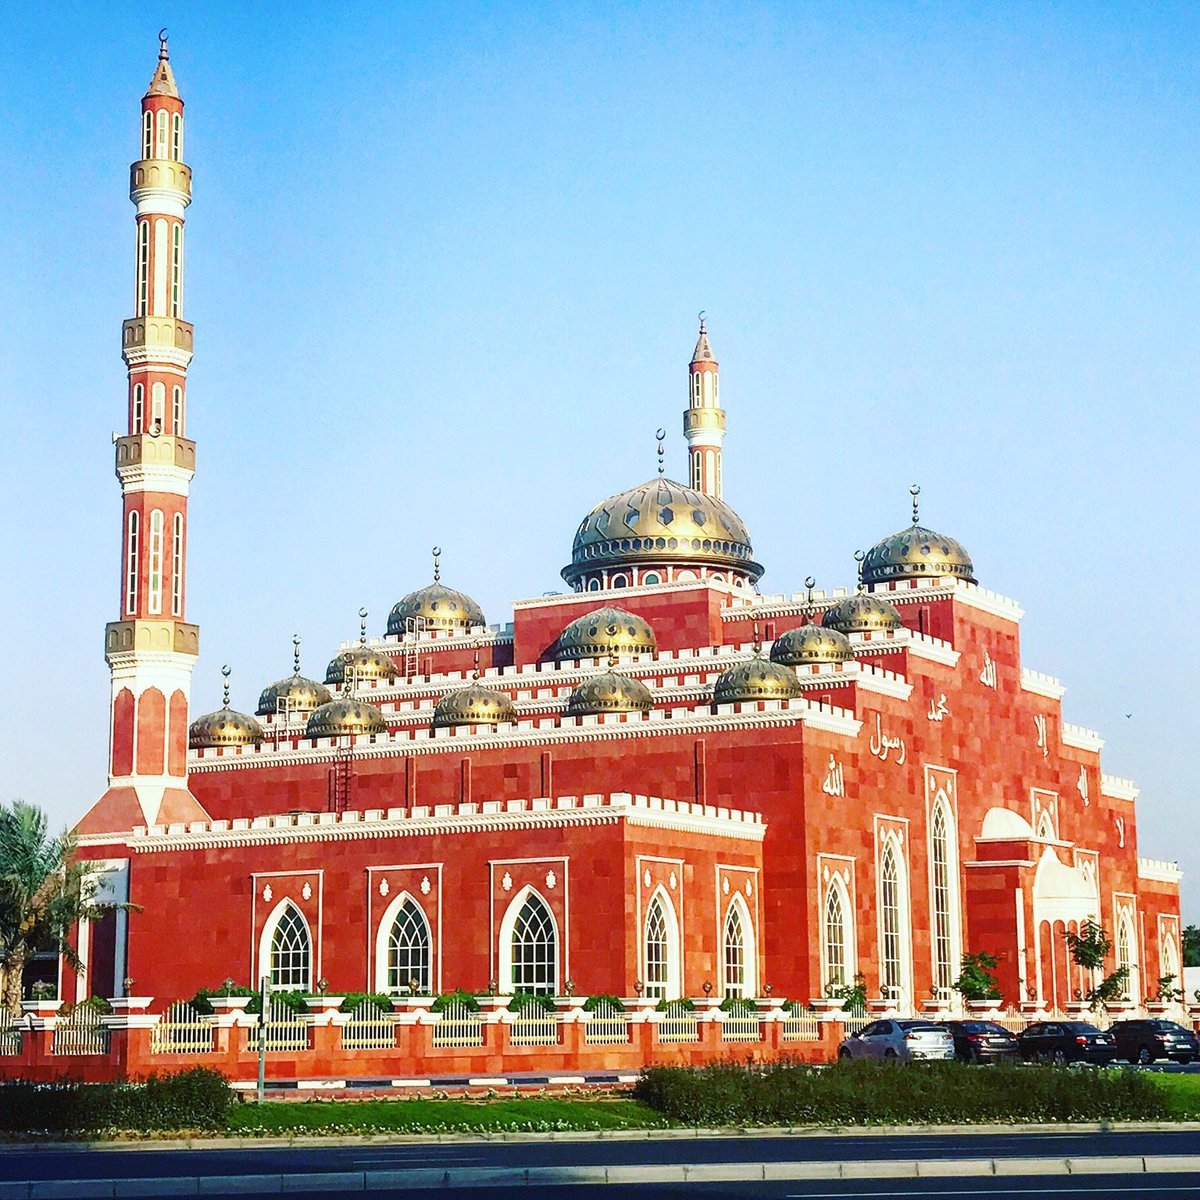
left=837, top=1019, right=955, bottom=1062
left=942, top=1020, right=1020, bottom=1063
left=1109, top=1019, right=1198, bottom=1065
left=1018, top=1021, right=1117, bottom=1065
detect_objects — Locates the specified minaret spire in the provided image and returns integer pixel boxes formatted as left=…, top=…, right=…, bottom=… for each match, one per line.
left=683, top=311, right=726, bottom=498
left=82, top=35, right=204, bottom=836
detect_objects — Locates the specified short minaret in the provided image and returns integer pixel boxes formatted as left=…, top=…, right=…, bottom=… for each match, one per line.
left=683, top=314, right=725, bottom=498
left=82, top=33, right=206, bottom=834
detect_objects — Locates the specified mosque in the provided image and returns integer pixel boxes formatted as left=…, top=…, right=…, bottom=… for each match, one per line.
left=67, top=39, right=1182, bottom=1031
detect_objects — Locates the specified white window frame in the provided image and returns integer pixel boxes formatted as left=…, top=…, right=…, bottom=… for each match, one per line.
left=823, top=875, right=853, bottom=992
left=171, top=112, right=182, bottom=160
left=876, top=831, right=912, bottom=1006
left=172, top=386, right=183, bottom=435
left=373, top=892, right=432, bottom=994
left=155, top=109, right=168, bottom=158
left=125, top=511, right=139, bottom=613
left=171, top=513, right=184, bottom=617
left=137, top=221, right=149, bottom=315
left=147, top=509, right=164, bottom=614
left=132, top=383, right=144, bottom=434
left=642, top=886, right=680, bottom=1001
left=258, top=899, right=313, bottom=991
left=170, top=224, right=182, bottom=317
left=722, top=893, right=756, bottom=998
left=151, top=382, right=166, bottom=431
left=142, top=111, right=153, bottom=159
left=497, top=885, right=558, bottom=996
left=927, top=788, right=962, bottom=996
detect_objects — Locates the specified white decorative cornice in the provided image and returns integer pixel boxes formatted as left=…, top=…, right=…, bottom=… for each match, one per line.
left=1061, top=723, right=1104, bottom=753
left=513, top=578, right=741, bottom=612
left=905, top=632, right=960, bottom=667
left=1138, top=856, right=1182, bottom=884
left=939, top=579, right=1024, bottom=621
left=124, top=792, right=767, bottom=853
left=116, top=461, right=194, bottom=496
left=1100, top=775, right=1139, bottom=803
left=191, top=700, right=860, bottom=773
left=1021, top=668, right=1066, bottom=700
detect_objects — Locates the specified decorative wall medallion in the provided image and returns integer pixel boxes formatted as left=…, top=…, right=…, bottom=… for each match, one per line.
left=262, top=884, right=272, bottom=902
left=668, top=871, right=677, bottom=890
left=545, top=870, right=557, bottom=889
left=420, top=876, right=431, bottom=895
left=979, top=651, right=997, bottom=689
left=643, top=868, right=652, bottom=888
left=379, top=878, right=390, bottom=897
left=744, top=880, right=753, bottom=897
left=822, top=866, right=830, bottom=884
left=722, top=877, right=730, bottom=895
left=301, top=882, right=312, bottom=901
left=502, top=871, right=513, bottom=891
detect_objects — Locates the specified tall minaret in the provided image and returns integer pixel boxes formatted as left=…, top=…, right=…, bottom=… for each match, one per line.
left=82, top=34, right=207, bottom=834
left=683, top=314, right=725, bottom=498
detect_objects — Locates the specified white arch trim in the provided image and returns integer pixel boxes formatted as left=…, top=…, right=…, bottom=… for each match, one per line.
left=821, top=872, right=855, bottom=992
left=256, top=898, right=313, bottom=991
left=373, top=891, right=432, bottom=994
left=497, top=885, right=560, bottom=996
left=724, top=892, right=756, bottom=997
left=927, top=789, right=962, bottom=994
left=876, top=829, right=913, bottom=1008
left=643, top=885, right=682, bottom=1000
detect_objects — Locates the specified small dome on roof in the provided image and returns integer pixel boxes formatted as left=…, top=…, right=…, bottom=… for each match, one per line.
left=305, top=696, right=388, bottom=739
left=822, top=593, right=903, bottom=635
left=432, top=681, right=518, bottom=729
left=861, top=486, right=975, bottom=586
left=713, top=656, right=803, bottom=705
left=258, top=637, right=331, bottom=717
left=189, top=667, right=263, bottom=748
left=554, top=606, right=657, bottom=661
left=566, top=668, right=653, bottom=717
left=769, top=623, right=854, bottom=667
left=387, top=549, right=485, bottom=635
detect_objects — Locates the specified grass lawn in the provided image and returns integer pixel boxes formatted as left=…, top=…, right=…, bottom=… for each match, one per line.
left=1147, top=1073, right=1200, bottom=1119
left=227, top=1096, right=669, bottom=1135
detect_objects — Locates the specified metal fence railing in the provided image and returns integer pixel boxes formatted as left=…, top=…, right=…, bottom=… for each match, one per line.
left=509, top=1010, right=560, bottom=1047
left=341, top=1002, right=398, bottom=1051
left=657, top=1001, right=699, bottom=1044
left=52, top=1005, right=110, bottom=1056
left=782, top=1010, right=822, bottom=1041
left=248, top=997, right=310, bottom=1053
left=431, top=999, right=484, bottom=1048
left=151, top=1001, right=215, bottom=1054
left=721, top=1013, right=763, bottom=1042
left=584, top=1001, right=630, bottom=1045
left=0, top=1010, right=21, bottom=1056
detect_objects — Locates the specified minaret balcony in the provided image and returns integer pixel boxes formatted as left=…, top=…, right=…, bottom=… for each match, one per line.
left=684, top=408, right=726, bottom=434
left=122, top=317, right=194, bottom=366
left=129, top=159, right=192, bottom=205
left=115, top=434, right=196, bottom=476
left=105, top=619, right=200, bottom=659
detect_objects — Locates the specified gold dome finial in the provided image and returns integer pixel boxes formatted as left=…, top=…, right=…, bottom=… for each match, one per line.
left=221, top=664, right=231, bottom=708
left=752, top=619, right=762, bottom=655
left=190, top=664, right=265, bottom=748
left=432, top=545, right=442, bottom=583
left=158, top=28, right=169, bottom=60
left=910, top=483, right=921, bottom=527
left=804, top=576, right=817, bottom=621
left=854, top=549, right=866, bottom=592
left=655, top=428, right=666, bottom=476
left=292, top=634, right=302, bottom=676
left=698, top=309, right=707, bottom=333
left=358, top=607, right=368, bottom=645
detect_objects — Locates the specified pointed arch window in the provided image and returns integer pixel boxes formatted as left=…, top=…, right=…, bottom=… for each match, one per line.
left=930, top=801, right=956, bottom=993
left=268, top=905, right=311, bottom=990
left=879, top=841, right=903, bottom=995
left=172, top=386, right=184, bottom=436
left=644, top=896, right=670, bottom=1000
left=723, top=901, right=750, bottom=998
left=171, top=112, right=182, bottom=160
left=1117, top=913, right=1136, bottom=1001
left=151, top=382, right=165, bottom=431
left=147, top=509, right=164, bottom=614
left=142, top=111, right=153, bottom=159
left=386, top=899, right=431, bottom=993
left=132, top=383, right=144, bottom=434
left=170, top=225, right=182, bottom=316
left=509, top=892, right=556, bottom=995
left=125, top=511, right=139, bottom=614
left=136, top=221, right=149, bottom=316
left=155, top=109, right=168, bottom=158
left=824, top=882, right=848, bottom=991
left=171, top=513, right=184, bottom=617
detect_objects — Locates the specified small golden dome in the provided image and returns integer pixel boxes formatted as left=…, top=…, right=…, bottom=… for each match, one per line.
left=432, top=681, right=518, bottom=729
left=189, top=705, right=264, bottom=749
left=325, top=644, right=399, bottom=686
left=387, top=550, right=485, bottom=634
left=713, top=656, right=803, bottom=705
left=562, top=477, right=762, bottom=588
left=305, top=696, right=389, bottom=739
left=554, top=606, right=657, bottom=661
left=822, top=593, right=903, bottom=634
left=566, top=669, right=653, bottom=717
left=862, top=524, right=975, bottom=586
left=257, top=674, right=332, bottom=717
left=770, top=623, right=855, bottom=666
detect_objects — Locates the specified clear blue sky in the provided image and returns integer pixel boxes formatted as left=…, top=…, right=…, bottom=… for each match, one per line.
left=0, top=3, right=1196, bottom=903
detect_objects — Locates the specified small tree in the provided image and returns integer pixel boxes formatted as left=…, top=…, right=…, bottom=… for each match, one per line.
left=0, top=800, right=137, bottom=1018
left=953, top=951, right=1001, bottom=1002
left=1156, top=974, right=1184, bottom=1005
left=827, top=973, right=868, bottom=1014
left=1183, top=925, right=1200, bottom=969
left=1064, top=921, right=1128, bottom=1012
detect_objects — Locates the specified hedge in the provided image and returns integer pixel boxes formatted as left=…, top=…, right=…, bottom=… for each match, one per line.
left=0, top=1068, right=234, bottom=1133
left=634, top=1059, right=1169, bottom=1126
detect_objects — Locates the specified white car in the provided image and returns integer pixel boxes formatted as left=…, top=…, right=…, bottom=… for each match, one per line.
left=837, top=1019, right=956, bottom=1062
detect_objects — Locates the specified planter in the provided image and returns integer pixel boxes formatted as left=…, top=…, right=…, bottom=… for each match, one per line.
left=304, top=996, right=345, bottom=1012
left=209, top=995, right=253, bottom=1012
left=108, top=996, right=153, bottom=1013
left=393, top=995, right=436, bottom=1013
left=21, top=1000, right=60, bottom=1017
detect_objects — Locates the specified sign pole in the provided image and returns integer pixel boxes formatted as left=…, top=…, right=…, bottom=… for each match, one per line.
left=256, top=974, right=268, bottom=1105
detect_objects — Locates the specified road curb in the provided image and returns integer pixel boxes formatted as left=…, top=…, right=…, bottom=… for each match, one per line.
left=4, top=1155, right=1200, bottom=1196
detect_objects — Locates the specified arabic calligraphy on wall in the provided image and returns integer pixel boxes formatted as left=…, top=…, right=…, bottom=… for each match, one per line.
left=868, top=713, right=906, bottom=766
left=927, top=693, right=949, bottom=722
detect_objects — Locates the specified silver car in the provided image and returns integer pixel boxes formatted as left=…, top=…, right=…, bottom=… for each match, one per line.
left=837, top=1018, right=955, bottom=1062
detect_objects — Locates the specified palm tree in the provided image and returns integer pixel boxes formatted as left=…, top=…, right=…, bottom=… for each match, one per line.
left=0, top=800, right=129, bottom=1017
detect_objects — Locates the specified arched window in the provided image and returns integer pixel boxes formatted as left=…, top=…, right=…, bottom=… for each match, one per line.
left=268, top=904, right=311, bottom=990
left=171, top=112, right=182, bottom=160
left=643, top=572, right=661, bottom=586
left=137, top=221, right=149, bottom=315
left=171, top=514, right=184, bottom=616
left=929, top=798, right=958, bottom=994
left=386, top=899, right=431, bottom=993
left=507, top=891, right=556, bottom=995
left=1162, top=932, right=1180, bottom=990
left=611, top=574, right=628, bottom=589
left=125, top=511, right=139, bottom=614
left=645, top=897, right=669, bottom=1000
left=879, top=840, right=903, bottom=996
left=170, top=225, right=182, bottom=316
left=172, top=386, right=184, bottom=436
left=824, top=881, right=848, bottom=991
left=147, top=510, right=164, bottom=614
left=587, top=578, right=600, bottom=592
left=132, top=383, right=144, bottom=433
left=723, top=899, right=752, bottom=998
left=1036, top=811, right=1055, bottom=841
left=142, top=111, right=153, bottom=159
left=155, top=110, right=168, bottom=158
left=1117, top=913, right=1136, bottom=1000
left=151, top=382, right=166, bottom=431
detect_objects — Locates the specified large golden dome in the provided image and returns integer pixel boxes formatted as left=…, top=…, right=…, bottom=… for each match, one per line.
left=257, top=674, right=332, bottom=717
left=770, top=623, right=854, bottom=666
left=325, top=644, right=399, bottom=686
left=189, top=705, right=264, bottom=749
left=432, top=682, right=518, bottom=729
left=862, top=524, right=975, bottom=586
left=305, top=696, right=389, bottom=739
left=566, top=669, right=653, bottom=717
left=554, top=606, right=657, bottom=662
left=561, top=477, right=762, bottom=588
left=713, top=656, right=803, bottom=705
left=822, top=593, right=903, bottom=634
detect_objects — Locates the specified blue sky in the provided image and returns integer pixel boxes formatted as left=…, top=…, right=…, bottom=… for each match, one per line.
left=0, top=3, right=1196, bottom=902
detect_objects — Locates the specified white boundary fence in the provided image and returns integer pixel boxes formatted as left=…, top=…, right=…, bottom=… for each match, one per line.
left=341, top=1002, right=398, bottom=1051
left=52, top=1005, right=110, bottom=1056
left=657, top=1001, right=699, bottom=1044
left=0, top=1010, right=21, bottom=1056
left=248, top=996, right=310, bottom=1053
left=584, top=999, right=630, bottom=1045
left=431, top=998, right=484, bottom=1048
left=150, top=1001, right=215, bottom=1054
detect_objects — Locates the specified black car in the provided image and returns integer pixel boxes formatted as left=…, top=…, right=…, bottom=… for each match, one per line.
left=1109, top=1019, right=1199, bottom=1065
left=943, top=1020, right=1020, bottom=1063
left=1018, top=1020, right=1117, bottom=1065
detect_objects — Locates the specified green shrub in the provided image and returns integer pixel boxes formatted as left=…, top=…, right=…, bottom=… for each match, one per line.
left=509, top=991, right=556, bottom=1014
left=339, top=992, right=394, bottom=1013
left=0, top=1068, right=234, bottom=1132
left=431, top=989, right=481, bottom=1012
left=190, top=982, right=256, bottom=1015
left=582, top=993, right=626, bottom=1013
left=634, top=1060, right=1169, bottom=1126
left=719, top=996, right=758, bottom=1014
left=655, top=996, right=696, bottom=1012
